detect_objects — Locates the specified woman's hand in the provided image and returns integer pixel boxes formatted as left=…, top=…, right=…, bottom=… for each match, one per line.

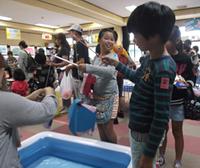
left=26, top=87, right=55, bottom=101
left=65, top=65, right=71, bottom=73
left=78, top=64, right=86, bottom=72
left=183, top=81, right=190, bottom=88
left=26, top=89, right=45, bottom=101
left=50, top=62, right=56, bottom=67
left=102, top=56, right=119, bottom=67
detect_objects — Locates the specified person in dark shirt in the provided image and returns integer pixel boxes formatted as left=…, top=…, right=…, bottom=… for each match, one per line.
left=102, top=2, right=176, bottom=168
left=51, top=33, right=71, bottom=114
left=65, top=24, right=90, bottom=99
left=27, top=66, right=39, bottom=95
left=157, top=26, right=196, bottom=168
left=34, top=53, right=55, bottom=89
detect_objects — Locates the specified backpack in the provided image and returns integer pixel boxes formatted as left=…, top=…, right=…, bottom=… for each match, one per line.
left=113, top=46, right=128, bottom=77
left=23, top=50, right=36, bottom=72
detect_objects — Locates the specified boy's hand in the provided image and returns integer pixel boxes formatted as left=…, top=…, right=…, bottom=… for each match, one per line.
left=78, top=64, right=86, bottom=72
left=102, top=56, right=119, bottom=67
left=139, top=155, right=154, bottom=168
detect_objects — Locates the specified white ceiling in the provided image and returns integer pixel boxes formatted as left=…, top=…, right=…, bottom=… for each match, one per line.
left=0, top=0, right=199, bottom=30
left=0, top=0, right=90, bottom=28
left=84, top=0, right=200, bottom=17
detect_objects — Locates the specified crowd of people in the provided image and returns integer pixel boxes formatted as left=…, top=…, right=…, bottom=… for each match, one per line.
left=1, top=1, right=200, bottom=168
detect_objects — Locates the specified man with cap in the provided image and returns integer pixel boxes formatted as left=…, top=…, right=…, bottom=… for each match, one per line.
left=65, top=24, right=90, bottom=99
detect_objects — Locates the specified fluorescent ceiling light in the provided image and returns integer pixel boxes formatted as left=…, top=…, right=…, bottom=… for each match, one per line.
left=92, top=23, right=103, bottom=27
left=35, top=23, right=59, bottom=29
left=125, top=5, right=137, bottom=12
left=0, top=16, right=12, bottom=21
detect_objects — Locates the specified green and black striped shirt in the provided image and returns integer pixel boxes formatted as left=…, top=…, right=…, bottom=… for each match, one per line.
left=116, top=55, right=176, bottom=158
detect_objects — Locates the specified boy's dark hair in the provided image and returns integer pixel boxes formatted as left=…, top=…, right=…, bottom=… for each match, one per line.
left=98, top=28, right=114, bottom=41
left=127, top=2, right=175, bottom=43
left=7, top=51, right=13, bottom=56
left=13, top=68, right=26, bottom=81
left=0, top=53, right=5, bottom=69
left=19, top=40, right=28, bottom=48
left=185, top=39, right=192, bottom=46
left=183, top=43, right=191, bottom=53
left=38, top=48, right=45, bottom=54
left=35, top=53, right=46, bottom=65
left=113, top=31, right=118, bottom=42
left=193, top=46, right=199, bottom=53
left=169, top=25, right=183, bottom=52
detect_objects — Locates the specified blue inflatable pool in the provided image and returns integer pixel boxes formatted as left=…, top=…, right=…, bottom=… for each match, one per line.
left=18, top=132, right=132, bottom=168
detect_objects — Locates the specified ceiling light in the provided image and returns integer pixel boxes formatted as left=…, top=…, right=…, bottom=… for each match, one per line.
left=92, top=23, right=103, bottom=27
left=35, top=23, right=59, bottom=29
left=0, top=16, right=12, bottom=21
left=125, top=5, right=137, bottom=12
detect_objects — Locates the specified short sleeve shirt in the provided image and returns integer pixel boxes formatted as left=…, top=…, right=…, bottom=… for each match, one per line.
left=55, top=47, right=69, bottom=63
left=6, top=57, right=18, bottom=70
left=72, top=40, right=90, bottom=80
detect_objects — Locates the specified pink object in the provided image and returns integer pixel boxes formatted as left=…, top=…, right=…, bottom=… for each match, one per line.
left=26, top=47, right=34, bottom=55
left=51, top=54, right=78, bottom=66
left=62, top=89, right=72, bottom=99
left=160, top=77, right=169, bottom=89
left=194, top=89, right=200, bottom=97
left=81, top=103, right=97, bottom=113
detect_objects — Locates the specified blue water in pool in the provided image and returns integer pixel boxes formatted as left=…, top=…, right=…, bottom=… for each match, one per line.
left=27, top=156, right=95, bottom=168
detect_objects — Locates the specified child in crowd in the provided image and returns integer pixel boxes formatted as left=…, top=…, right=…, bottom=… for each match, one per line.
left=157, top=26, right=196, bottom=168
left=79, top=28, right=119, bottom=144
left=27, top=66, right=39, bottom=95
left=34, top=53, right=55, bottom=89
left=38, top=48, right=50, bottom=65
left=102, top=2, right=176, bottom=168
left=11, top=68, right=28, bottom=97
left=6, top=51, right=18, bottom=71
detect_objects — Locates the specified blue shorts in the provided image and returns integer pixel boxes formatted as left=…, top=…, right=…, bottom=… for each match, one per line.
left=169, top=105, right=185, bottom=121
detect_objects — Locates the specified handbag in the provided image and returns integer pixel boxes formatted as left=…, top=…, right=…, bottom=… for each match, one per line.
left=84, top=93, right=115, bottom=124
left=68, top=99, right=97, bottom=136
left=184, top=87, right=200, bottom=120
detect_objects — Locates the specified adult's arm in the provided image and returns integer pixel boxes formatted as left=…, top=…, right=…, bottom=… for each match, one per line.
left=2, top=88, right=57, bottom=128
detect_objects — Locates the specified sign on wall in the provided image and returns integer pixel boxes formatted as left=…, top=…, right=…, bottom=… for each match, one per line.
left=90, top=33, right=99, bottom=43
left=10, top=46, right=20, bottom=55
left=42, top=33, right=52, bottom=40
left=6, top=28, right=21, bottom=39
left=185, top=18, right=200, bottom=31
left=0, top=45, right=7, bottom=55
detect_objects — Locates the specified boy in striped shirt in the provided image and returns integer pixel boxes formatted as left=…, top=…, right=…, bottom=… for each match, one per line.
left=103, top=2, right=176, bottom=168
